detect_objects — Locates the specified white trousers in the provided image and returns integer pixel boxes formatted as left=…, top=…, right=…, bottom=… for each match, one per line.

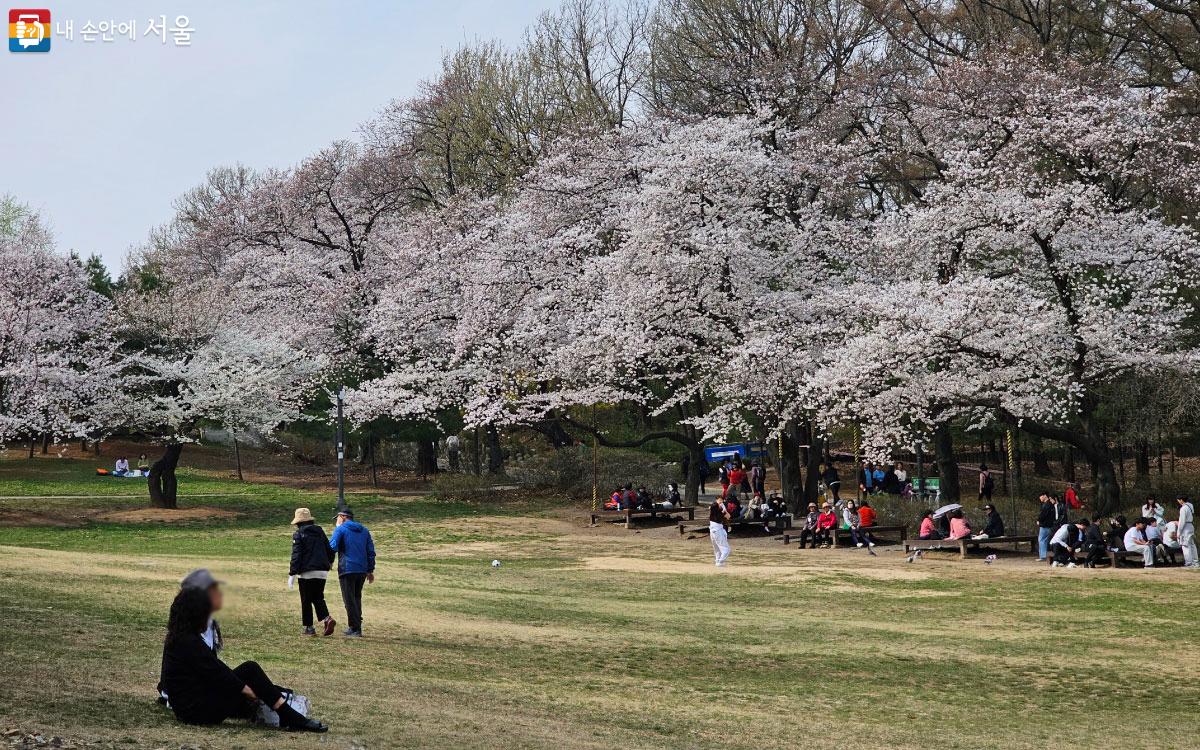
left=1128, top=543, right=1154, bottom=566
left=710, top=522, right=730, bottom=566
left=1180, top=526, right=1198, bottom=567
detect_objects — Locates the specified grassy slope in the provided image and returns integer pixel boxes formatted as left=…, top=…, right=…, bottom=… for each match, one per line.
left=2, top=457, right=1199, bottom=749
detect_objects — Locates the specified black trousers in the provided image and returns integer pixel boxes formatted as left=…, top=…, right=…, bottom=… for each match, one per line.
left=800, top=528, right=828, bottom=548
left=298, top=577, right=330, bottom=627
left=1052, top=544, right=1074, bottom=564
left=1083, top=546, right=1107, bottom=566
left=339, top=573, right=367, bottom=631
left=177, top=661, right=283, bottom=725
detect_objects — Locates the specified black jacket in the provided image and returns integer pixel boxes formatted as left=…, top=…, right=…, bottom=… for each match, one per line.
left=1037, top=502, right=1065, bottom=529
left=160, top=633, right=246, bottom=724
left=1083, top=525, right=1105, bottom=550
left=982, top=511, right=1005, bottom=538
left=290, top=523, right=334, bottom=576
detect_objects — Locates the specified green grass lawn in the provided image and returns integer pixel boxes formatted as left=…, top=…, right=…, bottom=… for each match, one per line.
left=2, top=455, right=1200, bottom=749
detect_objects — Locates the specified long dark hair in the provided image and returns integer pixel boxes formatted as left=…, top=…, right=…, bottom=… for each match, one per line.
left=165, top=587, right=212, bottom=647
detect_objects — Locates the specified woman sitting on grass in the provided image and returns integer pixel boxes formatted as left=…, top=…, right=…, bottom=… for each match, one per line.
left=159, top=587, right=327, bottom=732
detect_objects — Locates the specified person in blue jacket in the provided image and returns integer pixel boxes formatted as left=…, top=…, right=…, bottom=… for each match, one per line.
left=329, top=507, right=375, bottom=638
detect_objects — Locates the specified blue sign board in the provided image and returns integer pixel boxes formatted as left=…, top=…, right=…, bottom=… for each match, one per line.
left=704, top=442, right=767, bottom=464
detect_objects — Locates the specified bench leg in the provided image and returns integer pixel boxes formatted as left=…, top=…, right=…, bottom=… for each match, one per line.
left=589, top=514, right=597, bottom=526
left=625, top=512, right=632, bottom=530
left=959, top=540, right=968, bottom=559
left=688, top=508, right=695, bottom=521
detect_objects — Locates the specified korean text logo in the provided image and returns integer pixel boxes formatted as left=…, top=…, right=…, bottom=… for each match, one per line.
left=9, top=8, right=50, bottom=52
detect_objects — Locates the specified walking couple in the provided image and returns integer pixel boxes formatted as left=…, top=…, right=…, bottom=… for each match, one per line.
left=289, top=506, right=376, bottom=638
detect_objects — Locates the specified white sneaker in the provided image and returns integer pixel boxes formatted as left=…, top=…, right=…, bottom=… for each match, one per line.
left=1066, top=562, right=1077, bottom=568
left=856, top=543, right=864, bottom=548
left=1051, top=562, right=1063, bottom=567
left=868, top=542, right=876, bottom=548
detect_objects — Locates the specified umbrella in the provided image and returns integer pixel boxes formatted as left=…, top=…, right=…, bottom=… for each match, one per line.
left=932, top=503, right=962, bottom=519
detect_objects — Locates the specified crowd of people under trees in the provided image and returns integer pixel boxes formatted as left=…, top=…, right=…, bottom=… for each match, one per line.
left=4, top=0, right=1200, bottom=520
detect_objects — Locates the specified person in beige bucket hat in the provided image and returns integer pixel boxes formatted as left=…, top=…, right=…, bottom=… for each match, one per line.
left=288, top=507, right=336, bottom=636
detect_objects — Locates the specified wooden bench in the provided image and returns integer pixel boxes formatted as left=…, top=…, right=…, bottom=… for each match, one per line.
left=590, top=506, right=695, bottom=529
left=1047, top=548, right=1175, bottom=568
left=830, top=524, right=907, bottom=548
left=782, top=524, right=907, bottom=546
left=678, top=514, right=793, bottom=536
left=903, top=535, right=1036, bottom=559
left=1107, top=548, right=1165, bottom=567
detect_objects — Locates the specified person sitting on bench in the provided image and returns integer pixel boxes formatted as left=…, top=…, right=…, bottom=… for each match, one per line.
left=725, top=495, right=749, bottom=522
left=1049, top=521, right=1076, bottom=567
left=657, top=483, right=681, bottom=510
left=159, top=587, right=327, bottom=732
left=947, top=509, right=972, bottom=540
left=1162, top=519, right=1182, bottom=564
left=1144, top=517, right=1172, bottom=564
left=852, top=501, right=876, bottom=548
left=1079, top=518, right=1107, bottom=568
left=816, top=503, right=836, bottom=547
left=917, top=510, right=941, bottom=540
left=798, top=503, right=822, bottom=548
left=621, top=485, right=637, bottom=510
left=635, top=486, right=654, bottom=511
left=1124, top=518, right=1155, bottom=568
left=605, top=489, right=622, bottom=511
left=972, top=504, right=1004, bottom=540
left=1106, top=516, right=1128, bottom=551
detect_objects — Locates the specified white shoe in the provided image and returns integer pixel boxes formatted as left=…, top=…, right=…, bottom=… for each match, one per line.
left=856, top=543, right=864, bottom=548
left=1066, top=562, right=1077, bottom=568
left=1051, top=562, right=1063, bottom=567
left=868, top=542, right=876, bottom=548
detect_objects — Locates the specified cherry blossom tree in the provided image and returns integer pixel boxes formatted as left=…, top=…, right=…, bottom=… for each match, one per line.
left=0, top=199, right=122, bottom=452
left=812, top=57, right=1200, bottom=512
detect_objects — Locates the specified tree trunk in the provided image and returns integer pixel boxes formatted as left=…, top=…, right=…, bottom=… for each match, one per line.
left=80, top=439, right=89, bottom=454
left=472, top=428, right=482, bottom=476
left=530, top=417, right=575, bottom=448
left=1117, top=443, right=1126, bottom=489
left=1030, top=435, right=1052, bottom=476
left=416, top=439, right=439, bottom=479
left=799, top=421, right=824, bottom=511
left=777, top=421, right=803, bottom=514
left=1063, top=446, right=1076, bottom=482
left=485, top=425, right=503, bottom=475
left=684, top=442, right=705, bottom=506
left=1135, top=440, right=1150, bottom=486
left=41, top=433, right=50, bottom=454
left=934, top=424, right=961, bottom=502
left=27, top=437, right=35, bottom=459
left=369, top=438, right=379, bottom=488
left=232, top=433, right=244, bottom=481
left=148, top=444, right=183, bottom=509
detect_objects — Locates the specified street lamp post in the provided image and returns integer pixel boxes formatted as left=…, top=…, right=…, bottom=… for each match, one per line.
left=336, top=386, right=346, bottom=511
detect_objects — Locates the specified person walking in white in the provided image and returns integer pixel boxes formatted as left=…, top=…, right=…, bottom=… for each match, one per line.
left=1124, top=519, right=1155, bottom=568
left=1177, top=495, right=1198, bottom=568
left=709, top=495, right=732, bottom=567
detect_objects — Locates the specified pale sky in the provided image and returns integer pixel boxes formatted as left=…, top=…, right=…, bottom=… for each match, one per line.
left=3, top=0, right=557, bottom=271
